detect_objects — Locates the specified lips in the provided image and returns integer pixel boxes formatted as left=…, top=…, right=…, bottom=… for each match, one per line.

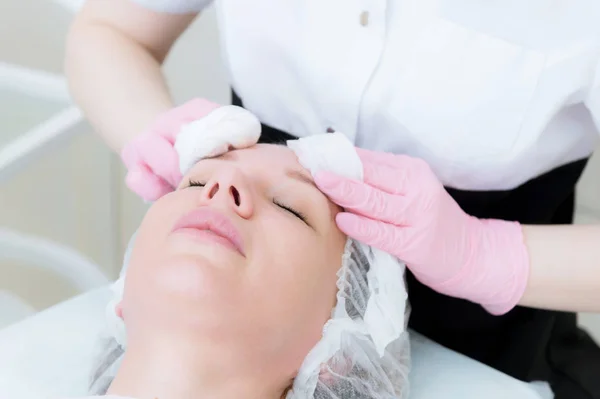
left=172, top=207, right=245, bottom=256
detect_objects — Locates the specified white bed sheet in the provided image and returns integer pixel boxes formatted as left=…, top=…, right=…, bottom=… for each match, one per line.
left=0, top=287, right=547, bottom=399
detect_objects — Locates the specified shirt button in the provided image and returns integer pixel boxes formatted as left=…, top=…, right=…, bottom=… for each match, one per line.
left=360, top=11, right=369, bottom=27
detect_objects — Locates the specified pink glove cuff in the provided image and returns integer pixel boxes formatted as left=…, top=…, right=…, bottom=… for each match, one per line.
left=424, top=218, right=530, bottom=315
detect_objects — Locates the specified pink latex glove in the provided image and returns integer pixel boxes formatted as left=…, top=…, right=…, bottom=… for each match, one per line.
left=314, top=148, right=530, bottom=315
left=121, top=98, right=220, bottom=201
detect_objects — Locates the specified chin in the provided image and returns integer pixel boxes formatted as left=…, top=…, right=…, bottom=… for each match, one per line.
left=146, top=253, right=238, bottom=303
left=167, top=230, right=244, bottom=265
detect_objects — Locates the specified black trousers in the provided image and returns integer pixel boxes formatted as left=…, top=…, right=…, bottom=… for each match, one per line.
left=232, top=91, right=600, bottom=398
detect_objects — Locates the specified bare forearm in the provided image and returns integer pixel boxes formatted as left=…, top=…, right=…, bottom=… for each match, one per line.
left=519, top=223, right=600, bottom=312
left=66, top=22, right=173, bottom=153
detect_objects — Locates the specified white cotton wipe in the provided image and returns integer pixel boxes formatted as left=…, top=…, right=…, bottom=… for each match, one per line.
left=174, top=105, right=261, bottom=175
left=286, top=132, right=363, bottom=181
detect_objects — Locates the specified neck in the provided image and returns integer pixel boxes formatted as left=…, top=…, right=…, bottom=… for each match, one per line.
left=107, top=335, right=281, bottom=399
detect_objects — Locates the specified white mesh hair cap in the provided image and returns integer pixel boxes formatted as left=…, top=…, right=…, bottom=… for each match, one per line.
left=100, top=114, right=410, bottom=398
left=287, top=133, right=410, bottom=399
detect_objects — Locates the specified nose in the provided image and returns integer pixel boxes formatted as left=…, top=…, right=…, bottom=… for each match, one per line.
left=199, top=169, right=253, bottom=219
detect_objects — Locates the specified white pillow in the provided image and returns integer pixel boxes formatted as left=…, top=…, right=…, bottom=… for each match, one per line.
left=0, top=288, right=549, bottom=399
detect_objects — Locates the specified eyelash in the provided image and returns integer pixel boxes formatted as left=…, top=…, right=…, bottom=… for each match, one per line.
left=187, top=179, right=309, bottom=225
left=273, top=198, right=309, bottom=224
left=188, top=180, right=205, bottom=187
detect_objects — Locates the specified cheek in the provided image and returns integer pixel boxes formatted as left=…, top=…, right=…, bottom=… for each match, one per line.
left=248, top=233, right=342, bottom=374
left=121, top=193, right=197, bottom=315
left=259, top=222, right=335, bottom=287
left=250, top=222, right=342, bottom=329
left=252, top=214, right=346, bottom=307
left=129, top=191, right=197, bottom=262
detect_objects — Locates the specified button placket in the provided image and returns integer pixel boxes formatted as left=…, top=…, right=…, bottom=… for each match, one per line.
left=360, top=10, right=370, bottom=26
left=310, top=0, right=387, bottom=141
left=351, top=0, right=387, bottom=138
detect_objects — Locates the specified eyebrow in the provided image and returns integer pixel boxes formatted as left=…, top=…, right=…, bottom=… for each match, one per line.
left=284, top=167, right=340, bottom=224
left=217, top=151, right=238, bottom=161
left=285, top=169, right=317, bottom=188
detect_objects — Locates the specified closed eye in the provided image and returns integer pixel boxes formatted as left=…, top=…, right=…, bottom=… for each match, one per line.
left=273, top=198, right=309, bottom=226
left=188, top=179, right=206, bottom=188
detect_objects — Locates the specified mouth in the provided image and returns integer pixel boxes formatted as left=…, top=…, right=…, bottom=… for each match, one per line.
left=172, top=207, right=245, bottom=256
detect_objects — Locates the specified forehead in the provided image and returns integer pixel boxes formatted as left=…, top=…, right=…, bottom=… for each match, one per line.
left=187, top=144, right=302, bottom=174
left=228, top=144, right=298, bottom=166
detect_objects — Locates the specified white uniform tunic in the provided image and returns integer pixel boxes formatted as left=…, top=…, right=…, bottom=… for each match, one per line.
left=108, top=1, right=600, bottom=396
left=133, top=0, right=600, bottom=191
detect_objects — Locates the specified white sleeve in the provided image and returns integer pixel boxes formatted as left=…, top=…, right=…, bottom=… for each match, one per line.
left=129, top=0, right=212, bottom=13
left=585, top=58, right=600, bottom=132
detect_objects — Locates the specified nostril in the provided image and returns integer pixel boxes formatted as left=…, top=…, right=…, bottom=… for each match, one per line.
left=208, top=183, right=219, bottom=199
left=230, top=186, right=241, bottom=206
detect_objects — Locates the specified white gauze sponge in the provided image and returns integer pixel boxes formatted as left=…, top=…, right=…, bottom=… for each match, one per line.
left=174, top=105, right=262, bottom=175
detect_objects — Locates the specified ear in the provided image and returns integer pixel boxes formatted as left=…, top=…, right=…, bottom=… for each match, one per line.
left=318, top=356, right=353, bottom=384
left=115, top=301, right=124, bottom=319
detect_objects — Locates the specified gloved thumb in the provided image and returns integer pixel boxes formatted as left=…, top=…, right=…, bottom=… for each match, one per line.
left=125, top=164, right=174, bottom=202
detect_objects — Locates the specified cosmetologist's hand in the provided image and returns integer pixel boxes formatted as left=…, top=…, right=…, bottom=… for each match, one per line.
left=121, top=98, right=221, bottom=201
left=315, top=148, right=530, bottom=315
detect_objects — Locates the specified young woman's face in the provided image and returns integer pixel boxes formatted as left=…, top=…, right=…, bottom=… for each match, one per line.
left=122, top=144, right=346, bottom=385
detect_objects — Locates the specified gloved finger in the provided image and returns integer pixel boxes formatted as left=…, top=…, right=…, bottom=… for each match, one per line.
left=121, top=142, right=142, bottom=170
left=335, top=212, right=407, bottom=258
left=355, top=147, right=402, bottom=167
left=137, top=135, right=182, bottom=187
left=315, top=171, right=411, bottom=225
left=154, top=98, right=221, bottom=142
left=357, top=148, right=427, bottom=195
left=362, top=158, right=409, bottom=195
left=125, top=164, right=174, bottom=201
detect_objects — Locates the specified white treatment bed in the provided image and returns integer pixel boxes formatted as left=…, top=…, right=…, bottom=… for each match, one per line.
left=0, top=286, right=552, bottom=399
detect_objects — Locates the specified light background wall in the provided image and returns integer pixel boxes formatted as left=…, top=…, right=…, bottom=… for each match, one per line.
left=0, top=1, right=598, bottom=339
